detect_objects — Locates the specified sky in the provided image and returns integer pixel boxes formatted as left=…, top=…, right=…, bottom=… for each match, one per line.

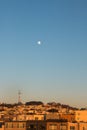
left=0, top=0, right=87, bottom=108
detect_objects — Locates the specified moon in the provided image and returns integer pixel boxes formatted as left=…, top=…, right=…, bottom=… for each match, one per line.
left=37, top=41, right=42, bottom=45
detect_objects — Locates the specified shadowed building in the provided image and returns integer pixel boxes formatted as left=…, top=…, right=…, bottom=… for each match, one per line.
left=26, top=120, right=46, bottom=130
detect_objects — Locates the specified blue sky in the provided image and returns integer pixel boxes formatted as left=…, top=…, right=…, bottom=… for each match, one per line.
left=0, top=0, right=87, bottom=107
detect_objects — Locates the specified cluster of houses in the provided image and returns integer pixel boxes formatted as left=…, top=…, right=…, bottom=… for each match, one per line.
left=0, top=102, right=87, bottom=130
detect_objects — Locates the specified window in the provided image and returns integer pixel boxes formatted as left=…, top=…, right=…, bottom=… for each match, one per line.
left=5, top=123, right=8, bottom=128
left=17, top=123, right=19, bottom=128
left=70, top=126, right=75, bottom=130
left=60, top=124, right=67, bottom=130
left=0, top=123, right=2, bottom=128
left=78, top=113, right=80, bottom=115
left=8, top=123, right=13, bottom=128
left=29, top=124, right=37, bottom=129
left=39, top=125, right=45, bottom=130
left=35, top=117, right=38, bottom=120
left=83, top=127, right=86, bottom=130
left=77, top=117, right=79, bottom=120
left=49, top=124, right=57, bottom=130
left=17, top=123, right=25, bottom=128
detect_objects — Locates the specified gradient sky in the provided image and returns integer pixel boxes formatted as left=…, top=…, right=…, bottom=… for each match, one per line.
left=0, top=0, right=87, bottom=108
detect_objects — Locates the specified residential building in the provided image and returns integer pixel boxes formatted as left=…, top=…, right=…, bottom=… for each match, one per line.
left=60, top=114, right=75, bottom=122
left=5, top=121, right=26, bottom=130
left=75, top=110, right=87, bottom=122
left=79, top=122, right=87, bottom=130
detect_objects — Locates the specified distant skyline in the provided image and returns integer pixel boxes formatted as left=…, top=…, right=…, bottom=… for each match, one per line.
left=0, top=0, right=87, bottom=108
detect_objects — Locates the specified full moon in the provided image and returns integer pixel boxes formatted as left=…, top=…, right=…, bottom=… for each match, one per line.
left=37, top=41, right=41, bottom=45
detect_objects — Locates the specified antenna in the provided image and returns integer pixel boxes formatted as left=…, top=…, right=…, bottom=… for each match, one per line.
left=18, top=90, right=22, bottom=104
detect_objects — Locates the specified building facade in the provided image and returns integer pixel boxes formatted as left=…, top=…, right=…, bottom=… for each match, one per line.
left=4, top=120, right=87, bottom=130
left=75, top=110, right=87, bottom=122
left=4, top=121, right=26, bottom=130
